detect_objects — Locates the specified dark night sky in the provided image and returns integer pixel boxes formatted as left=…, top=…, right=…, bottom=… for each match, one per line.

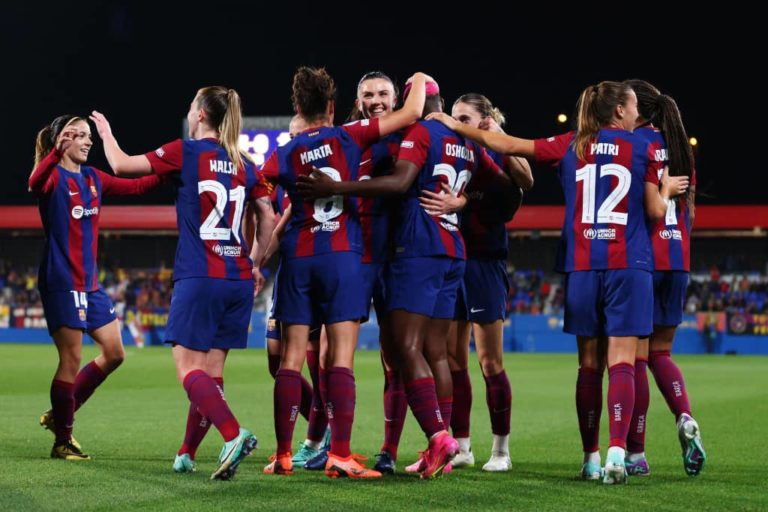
left=1, top=2, right=761, bottom=206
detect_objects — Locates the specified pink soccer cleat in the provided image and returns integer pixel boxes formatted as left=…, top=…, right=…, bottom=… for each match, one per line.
left=420, top=432, right=459, bottom=480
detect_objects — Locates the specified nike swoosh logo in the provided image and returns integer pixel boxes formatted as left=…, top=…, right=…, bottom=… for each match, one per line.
left=109, top=308, right=116, bottom=314
left=470, top=307, right=485, bottom=313
left=68, top=191, right=79, bottom=196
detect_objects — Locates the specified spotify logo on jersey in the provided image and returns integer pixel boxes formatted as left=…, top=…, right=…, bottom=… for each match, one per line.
left=71, top=205, right=99, bottom=219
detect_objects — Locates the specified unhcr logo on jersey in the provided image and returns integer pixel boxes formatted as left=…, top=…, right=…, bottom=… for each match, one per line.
left=660, top=229, right=683, bottom=240
left=583, top=228, right=616, bottom=240
left=212, top=244, right=242, bottom=257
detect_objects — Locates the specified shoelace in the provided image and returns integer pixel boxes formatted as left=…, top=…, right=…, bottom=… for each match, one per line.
left=349, top=453, right=369, bottom=463
left=268, top=452, right=291, bottom=463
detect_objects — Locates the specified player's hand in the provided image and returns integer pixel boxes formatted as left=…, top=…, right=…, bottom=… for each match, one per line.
left=660, top=167, right=690, bottom=198
left=479, top=116, right=504, bottom=133
left=89, top=110, right=114, bottom=140
left=297, top=168, right=336, bottom=200
left=405, top=72, right=425, bottom=85
left=425, top=112, right=459, bottom=131
left=419, top=183, right=467, bottom=216
left=252, top=266, right=265, bottom=295
left=55, top=129, right=75, bottom=153
left=405, top=72, right=436, bottom=90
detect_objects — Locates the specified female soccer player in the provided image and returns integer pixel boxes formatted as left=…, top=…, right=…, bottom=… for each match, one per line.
left=299, top=80, right=507, bottom=479
left=623, top=79, right=706, bottom=477
left=347, top=70, right=410, bottom=474
left=30, top=115, right=162, bottom=461
left=90, top=85, right=275, bottom=480
left=440, top=93, right=532, bottom=472
left=260, top=67, right=429, bottom=478
left=260, top=115, right=330, bottom=469
left=427, top=81, right=689, bottom=484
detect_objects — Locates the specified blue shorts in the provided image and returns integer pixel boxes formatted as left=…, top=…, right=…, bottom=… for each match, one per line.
left=265, top=317, right=321, bottom=342
left=564, top=269, right=653, bottom=338
left=361, top=262, right=387, bottom=323
left=166, top=277, right=254, bottom=351
left=386, top=256, right=465, bottom=319
left=41, top=288, right=117, bottom=335
left=275, top=252, right=366, bottom=326
left=266, top=263, right=320, bottom=341
left=461, top=258, right=510, bottom=323
left=653, top=271, right=688, bottom=327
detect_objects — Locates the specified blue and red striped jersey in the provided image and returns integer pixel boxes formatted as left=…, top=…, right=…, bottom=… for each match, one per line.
left=534, top=129, right=660, bottom=272
left=29, top=150, right=162, bottom=292
left=260, top=118, right=381, bottom=259
left=460, top=149, right=511, bottom=260
left=636, top=126, right=695, bottom=272
left=357, top=132, right=401, bottom=263
left=269, top=183, right=290, bottom=216
left=145, top=138, right=266, bottom=281
left=395, top=120, right=502, bottom=260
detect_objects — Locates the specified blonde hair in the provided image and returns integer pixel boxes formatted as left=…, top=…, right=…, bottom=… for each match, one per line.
left=453, top=93, right=506, bottom=126
left=196, top=86, right=251, bottom=172
left=573, top=81, right=633, bottom=160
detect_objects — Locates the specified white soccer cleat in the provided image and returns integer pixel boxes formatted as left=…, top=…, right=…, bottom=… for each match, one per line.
left=482, top=453, right=511, bottom=472
left=451, top=448, right=475, bottom=468
left=602, top=447, right=628, bottom=485
left=677, top=413, right=707, bottom=476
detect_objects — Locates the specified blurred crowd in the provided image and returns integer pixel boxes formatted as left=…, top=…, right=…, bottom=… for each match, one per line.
left=3, top=259, right=767, bottom=317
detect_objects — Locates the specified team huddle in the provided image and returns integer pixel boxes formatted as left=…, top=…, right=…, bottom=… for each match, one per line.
left=28, top=66, right=705, bottom=484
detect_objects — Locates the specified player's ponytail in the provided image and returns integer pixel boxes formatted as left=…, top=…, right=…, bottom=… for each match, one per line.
left=656, top=93, right=694, bottom=201
left=32, top=115, right=80, bottom=171
left=196, top=86, right=250, bottom=173
left=573, top=81, right=631, bottom=161
left=220, top=88, right=248, bottom=172
left=489, top=107, right=506, bottom=126
left=625, top=79, right=694, bottom=202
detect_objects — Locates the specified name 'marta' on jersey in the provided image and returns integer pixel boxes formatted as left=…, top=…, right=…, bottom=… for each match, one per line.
left=357, top=132, right=402, bottom=263
left=395, top=119, right=504, bottom=260
left=534, top=129, right=661, bottom=273
left=259, top=117, right=381, bottom=259
left=636, top=126, right=695, bottom=272
left=145, top=138, right=266, bottom=280
left=29, top=149, right=162, bottom=292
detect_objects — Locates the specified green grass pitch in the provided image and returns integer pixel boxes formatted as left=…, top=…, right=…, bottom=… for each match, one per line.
left=1, top=345, right=766, bottom=511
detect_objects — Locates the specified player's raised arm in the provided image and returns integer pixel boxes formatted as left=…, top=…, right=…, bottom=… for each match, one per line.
left=90, top=111, right=152, bottom=176
left=29, top=128, right=73, bottom=193
left=427, top=112, right=535, bottom=158
left=375, top=72, right=431, bottom=137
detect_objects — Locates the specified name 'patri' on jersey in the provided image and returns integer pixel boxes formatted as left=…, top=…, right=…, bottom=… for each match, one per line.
left=259, top=118, right=381, bottom=259
left=636, top=125, right=695, bottom=272
left=534, top=129, right=661, bottom=272
left=395, top=119, right=504, bottom=260
left=145, top=138, right=266, bottom=281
